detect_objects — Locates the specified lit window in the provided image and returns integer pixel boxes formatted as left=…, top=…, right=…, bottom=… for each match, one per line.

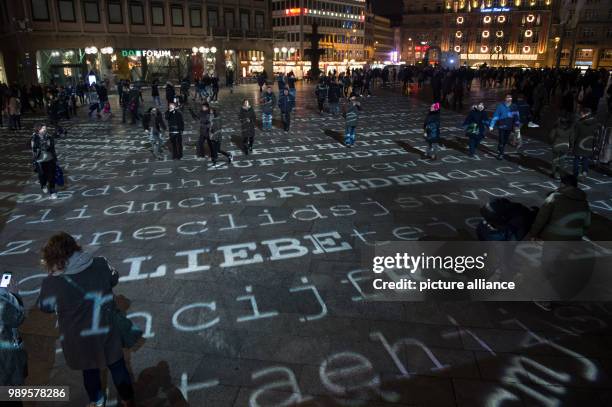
left=481, top=45, right=488, bottom=52
left=457, top=16, right=464, bottom=24
left=496, top=30, right=504, bottom=38
left=498, top=15, right=506, bottom=23
left=484, top=16, right=491, bottom=24
left=526, top=14, right=535, bottom=23
left=494, top=46, right=502, bottom=52
left=523, top=45, right=531, bottom=53
left=482, top=30, right=490, bottom=38
left=454, top=45, right=461, bottom=52
left=525, top=29, right=533, bottom=37
left=456, top=30, right=463, bottom=38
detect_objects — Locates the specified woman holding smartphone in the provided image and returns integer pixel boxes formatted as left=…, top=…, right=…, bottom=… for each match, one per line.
left=37, top=232, right=135, bottom=407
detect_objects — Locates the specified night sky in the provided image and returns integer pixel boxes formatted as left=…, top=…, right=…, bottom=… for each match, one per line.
left=371, top=0, right=403, bottom=18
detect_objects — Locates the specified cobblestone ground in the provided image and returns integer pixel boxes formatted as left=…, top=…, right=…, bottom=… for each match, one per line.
left=1, top=81, right=612, bottom=407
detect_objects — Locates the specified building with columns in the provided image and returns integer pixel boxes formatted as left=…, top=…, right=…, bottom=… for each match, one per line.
left=0, top=0, right=274, bottom=85
left=272, top=0, right=366, bottom=78
left=441, top=0, right=554, bottom=67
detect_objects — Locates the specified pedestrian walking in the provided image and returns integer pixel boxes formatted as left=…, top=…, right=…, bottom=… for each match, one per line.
left=423, top=103, right=441, bottom=160
left=87, top=86, right=100, bottom=118
left=165, top=81, right=176, bottom=107
left=210, top=108, right=232, bottom=166
left=328, top=79, right=341, bottom=116
left=489, top=94, right=520, bottom=160
left=37, top=232, right=136, bottom=407
left=260, top=85, right=276, bottom=131
left=548, top=115, right=573, bottom=179
left=239, top=99, right=256, bottom=155
left=343, top=96, right=361, bottom=148
left=143, top=107, right=167, bottom=160
left=7, top=92, right=21, bottom=130
left=315, top=80, right=328, bottom=114
left=31, top=124, right=58, bottom=199
left=189, top=102, right=213, bottom=159
left=165, top=103, right=184, bottom=160
left=463, top=103, right=489, bottom=157
left=151, top=79, right=161, bottom=107
left=571, top=107, right=598, bottom=177
left=278, top=88, right=294, bottom=132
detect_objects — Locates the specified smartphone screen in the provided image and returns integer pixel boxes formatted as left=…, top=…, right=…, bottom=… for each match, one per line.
left=0, top=273, right=11, bottom=288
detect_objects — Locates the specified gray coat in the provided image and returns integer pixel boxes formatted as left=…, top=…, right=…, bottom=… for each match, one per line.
left=37, top=252, right=123, bottom=370
left=0, top=289, right=27, bottom=385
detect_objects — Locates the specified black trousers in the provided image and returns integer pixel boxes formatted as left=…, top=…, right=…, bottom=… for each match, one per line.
left=212, top=140, right=230, bottom=162
left=170, top=132, right=183, bottom=159
left=497, top=129, right=512, bottom=156
left=197, top=133, right=213, bottom=158
left=37, top=160, right=56, bottom=193
left=282, top=111, right=291, bottom=131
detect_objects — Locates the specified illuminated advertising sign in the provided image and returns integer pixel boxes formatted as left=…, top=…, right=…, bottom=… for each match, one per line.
left=480, top=7, right=511, bottom=12
left=121, top=49, right=173, bottom=58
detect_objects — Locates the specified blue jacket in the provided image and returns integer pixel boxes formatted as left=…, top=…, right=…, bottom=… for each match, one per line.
left=490, top=102, right=520, bottom=130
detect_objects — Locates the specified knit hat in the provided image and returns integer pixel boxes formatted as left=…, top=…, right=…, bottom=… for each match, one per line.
left=431, top=102, right=440, bottom=111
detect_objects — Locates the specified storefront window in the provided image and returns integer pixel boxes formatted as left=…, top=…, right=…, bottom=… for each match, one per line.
left=151, top=3, right=164, bottom=25
left=171, top=6, right=184, bottom=26
left=190, top=7, right=202, bottom=27
left=31, top=0, right=50, bottom=21
left=83, top=0, right=100, bottom=23
left=108, top=1, right=123, bottom=24
left=208, top=9, right=218, bottom=28
left=130, top=2, right=145, bottom=25
left=58, top=0, right=76, bottom=22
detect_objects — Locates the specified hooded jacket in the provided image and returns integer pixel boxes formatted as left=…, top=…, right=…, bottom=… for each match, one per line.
left=463, top=109, right=489, bottom=137
left=344, top=103, right=361, bottom=127
left=527, top=186, right=591, bottom=241
left=37, top=252, right=123, bottom=370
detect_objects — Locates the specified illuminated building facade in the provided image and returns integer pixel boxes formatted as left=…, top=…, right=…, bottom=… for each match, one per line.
left=0, top=0, right=273, bottom=85
left=401, top=0, right=444, bottom=65
left=272, top=0, right=366, bottom=77
left=441, top=0, right=554, bottom=67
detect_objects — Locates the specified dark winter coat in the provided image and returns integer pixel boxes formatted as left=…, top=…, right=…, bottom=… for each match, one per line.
left=463, top=109, right=489, bottom=137
left=423, top=111, right=441, bottom=142
left=278, top=93, right=294, bottom=113
left=0, top=289, right=27, bottom=385
left=191, top=109, right=211, bottom=135
left=165, top=109, right=184, bottom=134
left=211, top=114, right=223, bottom=142
left=239, top=107, right=256, bottom=138
left=31, top=132, right=57, bottom=163
left=344, top=103, right=361, bottom=127
left=261, top=92, right=276, bottom=114
left=37, top=252, right=123, bottom=370
left=315, top=84, right=328, bottom=101
left=143, top=110, right=166, bottom=132
left=548, top=122, right=573, bottom=154
left=165, top=84, right=176, bottom=102
left=527, top=186, right=591, bottom=241
left=328, top=83, right=341, bottom=103
left=571, top=114, right=598, bottom=157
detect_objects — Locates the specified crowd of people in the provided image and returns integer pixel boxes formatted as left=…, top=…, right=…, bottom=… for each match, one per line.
left=2, top=63, right=612, bottom=404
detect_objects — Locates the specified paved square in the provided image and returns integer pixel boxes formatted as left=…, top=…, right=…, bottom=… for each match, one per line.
left=1, top=82, right=612, bottom=406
